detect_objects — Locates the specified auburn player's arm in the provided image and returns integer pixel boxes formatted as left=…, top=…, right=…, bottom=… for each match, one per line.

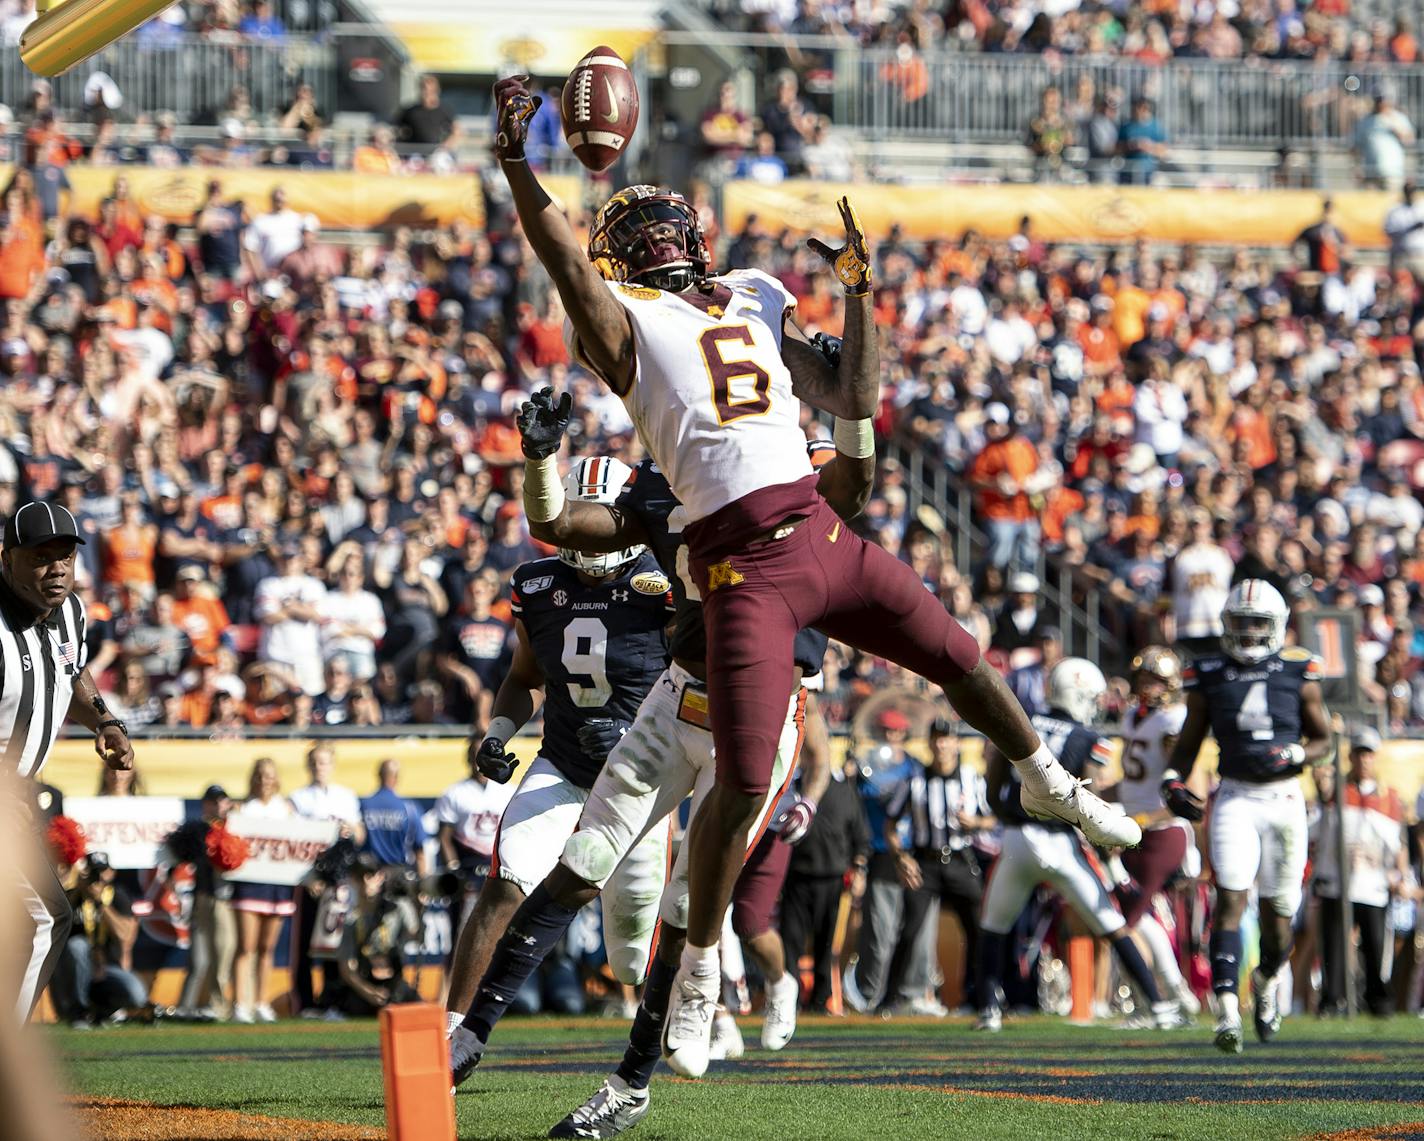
left=1298, top=680, right=1332, bottom=766
left=471, top=619, right=546, bottom=761
left=527, top=497, right=652, bottom=555
left=493, top=77, right=634, bottom=393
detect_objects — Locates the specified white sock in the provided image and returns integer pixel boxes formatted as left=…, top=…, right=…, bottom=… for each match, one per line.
left=445, top=1011, right=464, bottom=1038
left=1219, top=991, right=1240, bottom=1021
left=683, top=941, right=720, bottom=979
left=1013, top=744, right=1067, bottom=790
left=719, top=911, right=746, bottom=984
left=1139, top=915, right=1186, bottom=991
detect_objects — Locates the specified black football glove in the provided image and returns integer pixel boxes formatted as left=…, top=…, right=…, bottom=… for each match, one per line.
left=492, top=74, right=541, bottom=162
left=516, top=386, right=573, bottom=460
left=775, top=796, right=817, bottom=845
left=474, top=736, right=518, bottom=784
left=1160, top=774, right=1205, bottom=822
left=576, top=718, right=631, bottom=766
left=809, top=332, right=843, bottom=371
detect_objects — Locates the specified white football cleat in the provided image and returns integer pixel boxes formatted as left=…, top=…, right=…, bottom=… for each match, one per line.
left=662, top=969, right=718, bottom=1078
left=1151, top=1000, right=1190, bottom=1030
left=1214, top=1009, right=1244, bottom=1054
left=1251, top=970, right=1282, bottom=1043
left=761, top=973, right=799, bottom=1051
left=708, top=1008, right=744, bottom=1061
left=974, top=1005, right=1002, bottom=1032
left=1020, top=775, right=1142, bottom=849
left=1173, top=981, right=1201, bottom=1018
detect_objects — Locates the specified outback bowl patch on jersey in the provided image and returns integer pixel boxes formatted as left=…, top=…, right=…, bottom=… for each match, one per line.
left=631, top=571, right=671, bottom=595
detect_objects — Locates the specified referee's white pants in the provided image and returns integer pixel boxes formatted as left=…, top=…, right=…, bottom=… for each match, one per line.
left=562, top=662, right=803, bottom=985
left=980, top=825, right=1125, bottom=939
left=10, top=838, right=72, bottom=1021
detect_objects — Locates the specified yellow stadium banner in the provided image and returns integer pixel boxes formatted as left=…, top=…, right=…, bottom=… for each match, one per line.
left=724, top=180, right=1393, bottom=249
left=46, top=733, right=1424, bottom=812
left=0, top=164, right=487, bottom=230
left=387, top=24, right=655, bottom=77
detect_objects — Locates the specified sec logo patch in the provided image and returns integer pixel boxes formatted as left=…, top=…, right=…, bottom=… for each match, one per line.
left=631, top=571, right=670, bottom=596
left=552, top=589, right=569, bottom=608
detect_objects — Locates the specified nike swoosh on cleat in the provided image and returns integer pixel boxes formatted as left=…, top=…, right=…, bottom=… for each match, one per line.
left=602, top=77, right=620, bottom=123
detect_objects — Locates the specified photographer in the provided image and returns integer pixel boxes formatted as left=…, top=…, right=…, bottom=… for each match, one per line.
left=332, top=856, right=421, bottom=1017
left=51, top=853, right=149, bottom=1026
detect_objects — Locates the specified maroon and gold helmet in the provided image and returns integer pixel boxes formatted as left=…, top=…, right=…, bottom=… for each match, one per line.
left=1130, top=645, right=1182, bottom=707
left=589, top=184, right=709, bottom=292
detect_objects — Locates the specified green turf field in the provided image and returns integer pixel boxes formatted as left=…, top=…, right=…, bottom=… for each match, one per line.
left=52, top=1013, right=1424, bottom=1140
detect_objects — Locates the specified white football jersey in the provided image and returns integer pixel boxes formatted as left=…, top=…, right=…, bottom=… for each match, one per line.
left=1171, top=543, right=1234, bottom=638
left=571, top=269, right=813, bottom=523
left=1118, top=702, right=1188, bottom=818
left=434, top=777, right=516, bottom=858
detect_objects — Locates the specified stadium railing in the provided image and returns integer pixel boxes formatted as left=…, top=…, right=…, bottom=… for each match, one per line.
left=655, top=32, right=1424, bottom=154
left=0, top=34, right=336, bottom=125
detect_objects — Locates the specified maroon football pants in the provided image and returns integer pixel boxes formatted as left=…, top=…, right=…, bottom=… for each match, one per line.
left=1119, top=825, right=1189, bottom=926
left=691, top=492, right=980, bottom=796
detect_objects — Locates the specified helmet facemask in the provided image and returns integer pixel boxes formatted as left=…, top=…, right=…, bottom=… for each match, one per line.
left=590, top=190, right=709, bottom=293
left=1222, top=610, right=1284, bottom=664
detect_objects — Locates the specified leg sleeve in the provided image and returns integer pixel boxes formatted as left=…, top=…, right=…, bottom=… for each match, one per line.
left=732, top=830, right=792, bottom=941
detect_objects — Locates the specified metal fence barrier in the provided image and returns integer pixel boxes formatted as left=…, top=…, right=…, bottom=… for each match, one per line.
left=0, top=35, right=335, bottom=126
left=660, top=32, right=1424, bottom=152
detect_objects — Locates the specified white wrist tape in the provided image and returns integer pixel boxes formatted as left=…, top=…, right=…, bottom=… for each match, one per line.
left=833, top=417, right=875, bottom=459
left=523, top=454, right=565, bottom=523
left=485, top=717, right=519, bottom=745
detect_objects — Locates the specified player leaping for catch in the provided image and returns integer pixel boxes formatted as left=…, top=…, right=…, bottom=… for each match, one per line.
left=450, top=383, right=866, bottom=1137
left=1161, top=581, right=1331, bottom=1054
left=491, top=73, right=1140, bottom=1078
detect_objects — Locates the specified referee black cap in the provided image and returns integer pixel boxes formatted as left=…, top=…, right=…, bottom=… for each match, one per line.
left=4, top=501, right=86, bottom=549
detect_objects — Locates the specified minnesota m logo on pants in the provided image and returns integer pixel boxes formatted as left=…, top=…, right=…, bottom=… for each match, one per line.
left=706, top=560, right=744, bottom=592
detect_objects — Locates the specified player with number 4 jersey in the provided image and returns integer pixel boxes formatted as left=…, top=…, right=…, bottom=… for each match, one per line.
left=492, top=71, right=1139, bottom=1080
left=1163, top=580, right=1332, bottom=1054
left=443, top=457, right=675, bottom=1039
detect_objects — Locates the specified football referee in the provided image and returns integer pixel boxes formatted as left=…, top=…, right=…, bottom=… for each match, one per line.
left=0, top=501, right=134, bottom=1021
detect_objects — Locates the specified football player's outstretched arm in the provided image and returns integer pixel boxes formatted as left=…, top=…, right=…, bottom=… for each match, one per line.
left=517, top=387, right=652, bottom=552
left=469, top=620, right=545, bottom=783
left=793, top=196, right=880, bottom=423
left=493, top=76, right=634, bottom=392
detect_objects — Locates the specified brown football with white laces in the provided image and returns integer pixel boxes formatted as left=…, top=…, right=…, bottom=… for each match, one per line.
left=562, top=46, right=639, bottom=172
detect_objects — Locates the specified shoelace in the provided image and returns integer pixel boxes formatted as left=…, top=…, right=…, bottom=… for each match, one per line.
left=668, top=980, right=716, bottom=1039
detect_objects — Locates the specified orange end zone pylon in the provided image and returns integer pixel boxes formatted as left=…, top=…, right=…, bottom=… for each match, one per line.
left=1067, top=936, right=1095, bottom=1024
left=379, top=1003, right=457, bottom=1141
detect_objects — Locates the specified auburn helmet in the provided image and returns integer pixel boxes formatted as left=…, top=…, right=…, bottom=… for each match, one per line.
left=1045, top=657, right=1107, bottom=727
left=1130, top=645, right=1182, bottom=707
left=589, top=185, right=709, bottom=292
left=1221, top=579, right=1289, bottom=665
left=558, top=456, right=645, bottom=577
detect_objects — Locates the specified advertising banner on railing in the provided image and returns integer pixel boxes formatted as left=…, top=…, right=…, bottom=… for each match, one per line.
left=0, top=165, right=487, bottom=230
left=64, top=796, right=186, bottom=869
left=224, top=813, right=340, bottom=886
left=724, top=180, right=1392, bottom=248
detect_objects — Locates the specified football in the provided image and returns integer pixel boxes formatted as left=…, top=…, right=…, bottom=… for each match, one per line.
left=562, top=45, right=639, bottom=172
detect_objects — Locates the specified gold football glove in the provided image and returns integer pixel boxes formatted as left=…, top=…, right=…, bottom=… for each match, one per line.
left=807, top=196, right=872, bottom=295
left=493, top=74, right=541, bottom=162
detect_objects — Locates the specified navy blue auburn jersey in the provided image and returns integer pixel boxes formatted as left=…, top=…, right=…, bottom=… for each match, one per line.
left=510, top=553, right=674, bottom=788
left=617, top=457, right=828, bottom=676
left=1183, top=647, right=1322, bottom=782
left=997, top=711, right=1113, bottom=830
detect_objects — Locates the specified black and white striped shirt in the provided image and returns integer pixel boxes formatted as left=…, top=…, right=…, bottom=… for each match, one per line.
left=886, top=763, right=992, bottom=855
left=0, top=577, right=88, bottom=779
